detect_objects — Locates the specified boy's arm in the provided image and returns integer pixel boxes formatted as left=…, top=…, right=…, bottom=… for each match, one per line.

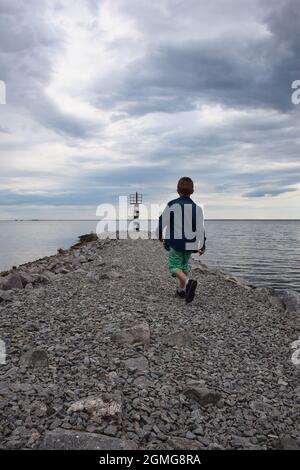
left=199, top=231, right=206, bottom=254
left=185, top=204, right=205, bottom=252
left=196, top=205, right=206, bottom=253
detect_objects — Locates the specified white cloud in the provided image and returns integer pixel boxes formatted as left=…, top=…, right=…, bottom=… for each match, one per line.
left=0, top=0, right=300, bottom=219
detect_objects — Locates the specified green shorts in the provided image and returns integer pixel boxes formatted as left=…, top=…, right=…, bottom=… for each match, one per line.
left=168, top=247, right=192, bottom=276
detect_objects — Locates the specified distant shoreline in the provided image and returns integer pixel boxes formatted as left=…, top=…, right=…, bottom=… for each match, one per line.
left=1, top=219, right=300, bottom=222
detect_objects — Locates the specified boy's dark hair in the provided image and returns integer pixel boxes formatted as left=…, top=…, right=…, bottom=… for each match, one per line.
left=177, top=177, right=194, bottom=196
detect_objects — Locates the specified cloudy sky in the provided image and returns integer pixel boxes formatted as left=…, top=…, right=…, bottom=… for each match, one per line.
left=0, top=0, right=300, bottom=219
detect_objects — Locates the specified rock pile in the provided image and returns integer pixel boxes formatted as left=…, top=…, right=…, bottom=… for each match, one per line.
left=0, top=237, right=299, bottom=450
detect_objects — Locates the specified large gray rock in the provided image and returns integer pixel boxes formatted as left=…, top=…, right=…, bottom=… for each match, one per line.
left=190, top=262, right=209, bottom=274
left=275, top=436, right=300, bottom=450
left=0, top=381, right=10, bottom=396
left=111, top=322, right=150, bottom=349
left=0, top=290, right=13, bottom=302
left=223, top=274, right=252, bottom=290
left=40, top=429, right=137, bottom=450
left=18, top=272, right=35, bottom=286
left=20, top=348, right=48, bottom=368
left=254, top=287, right=275, bottom=302
left=30, top=273, right=50, bottom=284
left=269, top=295, right=285, bottom=311
left=254, top=287, right=285, bottom=310
left=183, top=385, right=222, bottom=406
left=279, top=289, right=300, bottom=313
left=2, top=273, right=23, bottom=290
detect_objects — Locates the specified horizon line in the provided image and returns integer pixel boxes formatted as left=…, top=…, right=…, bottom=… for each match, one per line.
left=0, top=218, right=300, bottom=222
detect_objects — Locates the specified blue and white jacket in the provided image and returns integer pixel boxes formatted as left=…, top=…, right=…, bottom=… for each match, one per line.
left=158, top=196, right=206, bottom=253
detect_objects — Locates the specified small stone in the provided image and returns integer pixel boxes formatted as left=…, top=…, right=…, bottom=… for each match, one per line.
left=162, top=330, right=192, bottom=348
left=49, top=418, right=62, bottom=430
left=186, top=431, right=196, bottom=440
left=99, top=273, right=110, bottom=280
left=193, top=426, right=204, bottom=436
left=86, top=425, right=97, bottom=433
left=61, top=422, right=73, bottom=430
left=133, top=376, right=151, bottom=388
left=183, top=386, right=222, bottom=406
left=108, top=371, right=118, bottom=382
left=209, top=443, right=224, bottom=450
left=33, top=403, right=48, bottom=417
left=104, top=425, right=118, bottom=436
left=278, top=378, right=288, bottom=386
left=124, top=356, right=149, bottom=371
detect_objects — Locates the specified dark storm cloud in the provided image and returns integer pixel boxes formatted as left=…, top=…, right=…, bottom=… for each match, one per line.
left=0, top=0, right=300, bottom=216
left=92, top=0, right=300, bottom=115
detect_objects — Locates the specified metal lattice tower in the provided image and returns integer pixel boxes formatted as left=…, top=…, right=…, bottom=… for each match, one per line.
left=129, top=192, right=142, bottom=231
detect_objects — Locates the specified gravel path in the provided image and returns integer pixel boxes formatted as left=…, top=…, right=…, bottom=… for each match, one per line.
left=0, top=237, right=299, bottom=450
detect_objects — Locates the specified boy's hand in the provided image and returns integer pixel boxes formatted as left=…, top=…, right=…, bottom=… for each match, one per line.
left=198, top=248, right=205, bottom=256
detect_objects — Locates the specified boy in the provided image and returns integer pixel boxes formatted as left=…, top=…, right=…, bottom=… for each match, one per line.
left=158, top=177, right=206, bottom=303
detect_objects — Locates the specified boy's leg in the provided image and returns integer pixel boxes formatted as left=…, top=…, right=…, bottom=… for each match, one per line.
left=175, top=269, right=188, bottom=289
left=175, top=269, right=188, bottom=298
left=182, top=252, right=197, bottom=303
left=168, top=248, right=187, bottom=296
left=176, top=252, right=191, bottom=288
left=182, top=251, right=192, bottom=276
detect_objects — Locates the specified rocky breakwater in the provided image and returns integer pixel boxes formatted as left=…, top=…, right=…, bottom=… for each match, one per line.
left=0, top=236, right=299, bottom=450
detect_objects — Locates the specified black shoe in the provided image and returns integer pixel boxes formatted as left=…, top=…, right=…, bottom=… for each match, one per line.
left=176, top=289, right=186, bottom=299
left=185, top=279, right=197, bottom=303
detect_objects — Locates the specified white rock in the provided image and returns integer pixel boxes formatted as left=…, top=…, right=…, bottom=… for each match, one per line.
left=67, top=394, right=122, bottom=423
